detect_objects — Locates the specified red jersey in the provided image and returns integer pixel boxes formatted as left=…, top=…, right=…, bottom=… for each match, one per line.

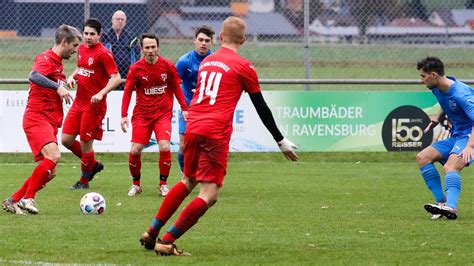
left=75, top=43, right=118, bottom=108
left=122, top=57, right=188, bottom=124
left=25, top=49, right=66, bottom=127
left=187, top=47, right=261, bottom=140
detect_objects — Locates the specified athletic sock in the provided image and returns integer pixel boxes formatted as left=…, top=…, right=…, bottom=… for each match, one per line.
left=69, top=140, right=83, bottom=158
left=159, top=151, right=171, bottom=185
left=11, top=176, right=32, bottom=202
left=129, top=153, right=141, bottom=185
left=148, top=182, right=190, bottom=236
left=445, top=171, right=461, bottom=209
left=80, top=151, right=95, bottom=184
left=177, top=151, right=184, bottom=172
left=132, top=176, right=141, bottom=186
left=420, top=163, right=445, bottom=203
left=162, top=197, right=208, bottom=243
left=24, top=158, right=56, bottom=199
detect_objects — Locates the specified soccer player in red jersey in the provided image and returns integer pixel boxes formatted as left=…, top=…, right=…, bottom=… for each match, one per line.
left=139, top=16, right=298, bottom=255
left=121, top=33, right=188, bottom=197
left=2, top=25, right=82, bottom=215
left=61, top=18, right=122, bottom=190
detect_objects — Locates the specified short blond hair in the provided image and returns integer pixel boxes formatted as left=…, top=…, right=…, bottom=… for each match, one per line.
left=221, top=16, right=246, bottom=44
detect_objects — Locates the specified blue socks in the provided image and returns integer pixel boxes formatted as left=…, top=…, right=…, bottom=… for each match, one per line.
left=151, top=218, right=164, bottom=232
left=420, top=163, right=445, bottom=203
left=177, top=152, right=184, bottom=172
left=445, top=171, right=461, bottom=209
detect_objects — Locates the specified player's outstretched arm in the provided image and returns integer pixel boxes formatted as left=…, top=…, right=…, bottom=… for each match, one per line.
left=249, top=91, right=298, bottom=161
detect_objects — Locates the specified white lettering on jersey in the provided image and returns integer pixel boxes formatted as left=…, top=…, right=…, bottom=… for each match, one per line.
left=77, top=67, right=95, bottom=77
left=200, top=61, right=230, bottom=72
left=145, top=85, right=166, bottom=95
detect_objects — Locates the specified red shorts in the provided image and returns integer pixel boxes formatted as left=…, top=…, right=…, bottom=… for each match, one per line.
left=62, top=104, right=105, bottom=141
left=183, top=133, right=229, bottom=187
left=131, top=116, right=171, bottom=144
left=23, top=116, right=58, bottom=162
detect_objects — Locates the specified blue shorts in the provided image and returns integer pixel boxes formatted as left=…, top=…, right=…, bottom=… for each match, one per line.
left=178, top=111, right=186, bottom=135
left=432, top=136, right=469, bottom=165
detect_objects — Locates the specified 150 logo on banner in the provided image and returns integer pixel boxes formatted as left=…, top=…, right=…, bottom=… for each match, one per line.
left=392, top=118, right=423, bottom=143
left=382, top=105, right=432, bottom=151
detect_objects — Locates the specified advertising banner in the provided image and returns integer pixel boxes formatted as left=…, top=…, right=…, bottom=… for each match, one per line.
left=264, top=91, right=440, bottom=151
left=0, top=91, right=441, bottom=152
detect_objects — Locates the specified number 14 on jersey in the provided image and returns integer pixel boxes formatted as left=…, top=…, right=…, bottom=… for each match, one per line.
left=196, top=71, right=222, bottom=105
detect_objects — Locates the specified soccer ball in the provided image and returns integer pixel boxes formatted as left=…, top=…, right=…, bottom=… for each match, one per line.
left=80, top=192, right=106, bottom=215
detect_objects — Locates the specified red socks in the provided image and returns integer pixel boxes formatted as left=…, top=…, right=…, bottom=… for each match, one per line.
left=11, top=176, right=32, bottom=202
left=69, top=140, right=83, bottom=158
left=23, top=158, right=56, bottom=199
left=129, top=153, right=141, bottom=186
left=149, top=182, right=190, bottom=235
left=159, top=151, right=171, bottom=185
left=162, top=197, right=209, bottom=243
left=80, top=151, right=96, bottom=184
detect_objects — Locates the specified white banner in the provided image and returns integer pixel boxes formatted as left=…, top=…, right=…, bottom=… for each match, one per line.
left=0, top=91, right=279, bottom=153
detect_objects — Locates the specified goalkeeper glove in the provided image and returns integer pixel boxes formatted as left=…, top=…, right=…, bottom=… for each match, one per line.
left=278, top=138, right=299, bottom=161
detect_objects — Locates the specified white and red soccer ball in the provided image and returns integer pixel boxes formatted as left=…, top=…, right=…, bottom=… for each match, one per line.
left=80, top=192, right=106, bottom=215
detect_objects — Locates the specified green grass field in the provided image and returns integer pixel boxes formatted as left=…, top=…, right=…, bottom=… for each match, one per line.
left=2, top=39, right=474, bottom=91
left=0, top=152, right=473, bottom=265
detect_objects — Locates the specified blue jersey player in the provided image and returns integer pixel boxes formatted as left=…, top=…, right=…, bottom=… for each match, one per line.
left=175, top=26, right=214, bottom=171
left=416, top=56, right=474, bottom=220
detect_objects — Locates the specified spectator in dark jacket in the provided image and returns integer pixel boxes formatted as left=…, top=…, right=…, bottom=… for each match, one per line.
left=101, top=10, right=140, bottom=90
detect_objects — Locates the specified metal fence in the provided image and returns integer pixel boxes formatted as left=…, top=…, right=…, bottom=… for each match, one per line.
left=1, top=0, right=474, bottom=91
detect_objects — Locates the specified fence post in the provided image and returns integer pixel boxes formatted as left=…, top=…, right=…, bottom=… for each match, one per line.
left=84, top=0, right=90, bottom=21
left=304, top=0, right=310, bottom=91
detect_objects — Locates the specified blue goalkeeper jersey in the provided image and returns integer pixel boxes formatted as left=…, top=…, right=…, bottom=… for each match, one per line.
left=176, top=49, right=212, bottom=104
left=432, top=77, right=474, bottom=137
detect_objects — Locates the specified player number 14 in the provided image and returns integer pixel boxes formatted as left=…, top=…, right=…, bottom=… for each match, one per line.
left=196, top=71, right=222, bottom=105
